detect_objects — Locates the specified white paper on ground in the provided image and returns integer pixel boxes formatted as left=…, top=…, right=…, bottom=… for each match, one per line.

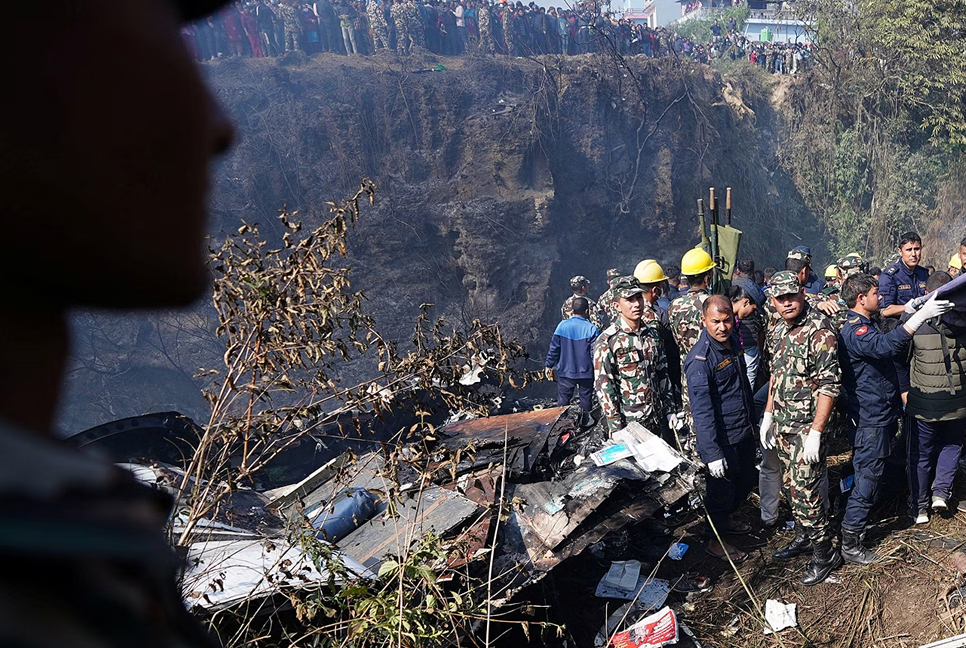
left=614, top=422, right=683, bottom=473
left=600, top=560, right=643, bottom=591
left=764, top=599, right=797, bottom=634
left=595, top=573, right=671, bottom=608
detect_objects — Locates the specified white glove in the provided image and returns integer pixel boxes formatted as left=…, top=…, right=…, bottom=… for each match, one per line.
left=544, top=367, right=555, bottom=381
left=708, top=457, right=727, bottom=478
left=667, top=411, right=686, bottom=432
left=802, top=428, right=822, bottom=464
left=904, top=295, right=928, bottom=314
left=905, top=293, right=954, bottom=332
left=759, top=411, right=776, bottom=450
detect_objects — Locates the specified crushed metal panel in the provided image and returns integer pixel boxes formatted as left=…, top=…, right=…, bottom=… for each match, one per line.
left=492, top=462, right=698, bottom=603
left=265, top=450, right=354, bottom=511
left=437, top=407, right=568, bottom=478
left=183, top=538, right=374, bottom=612
left=297, top=452, right=389, bottom=513
left=439, top=468, right=502, bottom=569
left=337, top=487, right=480, bottom=569
left=507, top=460, right=651, bottom=557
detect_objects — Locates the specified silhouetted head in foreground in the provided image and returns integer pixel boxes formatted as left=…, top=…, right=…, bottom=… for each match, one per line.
left=2, top=0, right=233, bottom=432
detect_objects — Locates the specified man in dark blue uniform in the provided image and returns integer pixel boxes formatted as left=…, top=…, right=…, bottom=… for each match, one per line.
left=788, top=246, right=824, bottom=295
left=837, top=273, right=952, bottom=563
left=878, top=231, right=929, bottom=318
left=685, top=295, right=756, bottom=563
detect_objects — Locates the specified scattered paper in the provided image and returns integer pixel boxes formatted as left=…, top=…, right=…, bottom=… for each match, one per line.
left=668, top=543, right=688, bottom=560
left=592, top=443, right=636, bottom=466
left=609, top=606, right=678, bottom=647
left=764, top=599, right=797, bottom=635
left=601, top=560, right=643, bottom=591
left=596, top=572, right=671, bottom=608
left=614, top=422, right=684, bottom=473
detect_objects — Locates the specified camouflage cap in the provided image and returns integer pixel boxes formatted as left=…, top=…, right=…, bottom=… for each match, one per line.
left=611, top=275, right=646, bottom=299
left=837, top=253, right=866, bottom=277
left=765, top=270, right=802, bottom=297
left=606, top=268, right=622, bottom=280
left=787, top=245, right=812, bottom=261
left=570, top=275, right=590, bottom=289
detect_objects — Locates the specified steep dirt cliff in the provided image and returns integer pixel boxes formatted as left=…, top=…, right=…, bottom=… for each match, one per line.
left=60, top=52, right=819, bottom=432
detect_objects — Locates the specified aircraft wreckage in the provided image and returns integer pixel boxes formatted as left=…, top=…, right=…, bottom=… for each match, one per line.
left=65, top=407, right=699, bottom=616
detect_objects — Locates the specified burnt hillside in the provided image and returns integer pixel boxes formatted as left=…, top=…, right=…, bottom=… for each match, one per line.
left=60, top=52, right=817, bottom=433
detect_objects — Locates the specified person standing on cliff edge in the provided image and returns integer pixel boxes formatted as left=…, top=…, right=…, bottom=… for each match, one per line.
left=0, top=1, right=234, bottom=646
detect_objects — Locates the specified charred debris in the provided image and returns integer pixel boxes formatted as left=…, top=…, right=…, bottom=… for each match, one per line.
left=66, top=405, right=699, bottom=633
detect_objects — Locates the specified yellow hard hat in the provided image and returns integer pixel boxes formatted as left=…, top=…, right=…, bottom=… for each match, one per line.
left=635, top=260, right=668, bottom=284
left=681, top=247, right=715, bottom=276
left=824, top=264, right=839, bottom=279
left=950, top=253, right=963, bottom=270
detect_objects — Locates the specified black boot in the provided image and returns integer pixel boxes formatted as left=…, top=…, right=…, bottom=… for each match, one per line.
left=773, top=524, right=812, bottom=560
left=841, top=529, right=881, bottom=565
left=801, top=533, right=843, bottom=586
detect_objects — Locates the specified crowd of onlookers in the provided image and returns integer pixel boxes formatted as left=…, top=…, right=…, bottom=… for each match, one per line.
left=182, top=0, right=808, bottom=72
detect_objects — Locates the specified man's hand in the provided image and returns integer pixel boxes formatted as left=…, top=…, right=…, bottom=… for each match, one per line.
left=905, top=293, right=954, bottom=333
left=802, top=428, right=822, bottom=464
left=667, top=411, right=686, bottom=432
left=816, top=300, right=841, bottom=316
left=708, top=458, right=727, bottom=479
left=759, top=411, right=776, bottom=450
left=544, top=367, right=555, bottom=381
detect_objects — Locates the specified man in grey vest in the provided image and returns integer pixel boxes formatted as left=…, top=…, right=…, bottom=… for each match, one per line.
left=906, top=271, right=966, bottom=523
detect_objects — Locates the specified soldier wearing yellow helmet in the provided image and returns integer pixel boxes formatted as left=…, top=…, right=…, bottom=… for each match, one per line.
left=635, top=260, right=683, bottom=414
left=670, top=248, right=714, bottom=358
left=948, top=253, right=962, bottom=278
left=668, top=248, right=716, bottom=442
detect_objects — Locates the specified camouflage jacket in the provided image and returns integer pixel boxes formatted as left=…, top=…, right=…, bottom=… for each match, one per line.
left=561, top=294, right=602, bottom=328
left=669, top=289, right=709, bottom=358
left=593, top=310, right=674, bottom=434
left=591, top=287, right=618, bottom=329
left=279, top=3, right=301, bottom=30
left=768, top=302, right=841, bottom=430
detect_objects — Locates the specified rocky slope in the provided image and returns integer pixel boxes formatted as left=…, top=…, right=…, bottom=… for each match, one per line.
left=59, top=52, right=820, bottom=433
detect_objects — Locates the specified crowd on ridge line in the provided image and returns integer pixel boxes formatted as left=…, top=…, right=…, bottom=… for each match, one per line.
left=546, top=232, right=966, bottom=586
left=182, top=0, right=809, bottom=73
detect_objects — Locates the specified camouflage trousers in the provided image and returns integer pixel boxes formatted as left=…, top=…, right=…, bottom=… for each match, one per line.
left=776, top=425, right=830, bottom=541
left=478, top=29, right=494, bottom=53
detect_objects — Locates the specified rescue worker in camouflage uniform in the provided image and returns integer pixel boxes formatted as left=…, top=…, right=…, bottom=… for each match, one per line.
left=406, top=0, right=425, bottom=47
left=477, top=0, right=494, bottom=53
left=637, top=260, right=682, bottom=412
left=669, top=247, right=714, bottom=439
left=837, top=253, right=867, bottom=280
left=592, top=268, right=622, bottom=329
left=390, top=0, right=412, bottom=52
left=562, top=275, right=602, bottom=328
left=593, top=276, right=674, bottom=436
left=787, top=246, right=825, bottom=295
left=759, top=271, right=843, bottom=586
left=279, top=0, right=303, bottom=52
left=501, top=5, right=514, bottom=57
left=368, top=0, right=391, bottom=49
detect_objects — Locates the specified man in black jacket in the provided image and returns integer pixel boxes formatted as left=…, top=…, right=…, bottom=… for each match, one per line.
left=685, top=295, right=756, bottom=563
